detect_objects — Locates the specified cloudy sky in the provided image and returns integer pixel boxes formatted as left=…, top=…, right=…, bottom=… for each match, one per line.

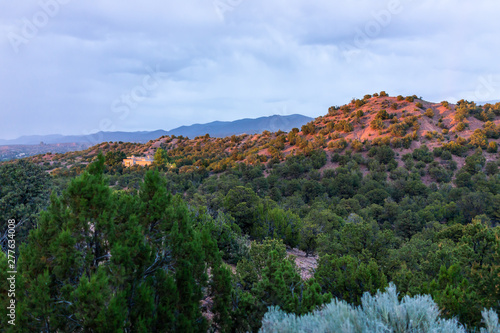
left=1, top=0, right=500, bottom=140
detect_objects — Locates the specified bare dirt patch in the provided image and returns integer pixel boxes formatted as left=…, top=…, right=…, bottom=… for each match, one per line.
left=287, top=248, right=318, bottom=280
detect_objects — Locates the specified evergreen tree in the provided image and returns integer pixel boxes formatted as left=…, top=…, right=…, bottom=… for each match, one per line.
left=153, top=148, right=168, bottom=169
left=0, top=160, right=51, bottom=252
left=16, top=154, right=218, bottom=332
left=315, top=255, right=387, bottom=305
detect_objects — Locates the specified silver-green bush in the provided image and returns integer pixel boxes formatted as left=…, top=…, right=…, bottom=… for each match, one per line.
left=480, top=309, right=500, bottom=333
left=260, top=283, right=497, bottom=333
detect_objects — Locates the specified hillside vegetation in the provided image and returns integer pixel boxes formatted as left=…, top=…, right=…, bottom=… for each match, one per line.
left=1, top=92, right=500, bottom=332
left=24, top=92, right=500, bottom=179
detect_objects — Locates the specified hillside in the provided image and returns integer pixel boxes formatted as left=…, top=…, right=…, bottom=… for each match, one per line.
left=2, top=92, right=500, bottom=332
left=23, top=92, right=500, bottom=178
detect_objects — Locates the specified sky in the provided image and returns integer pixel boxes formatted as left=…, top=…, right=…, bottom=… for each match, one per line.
left=1, top=0, right=500, bottom=140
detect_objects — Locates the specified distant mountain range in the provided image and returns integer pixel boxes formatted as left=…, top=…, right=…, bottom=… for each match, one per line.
left=0, top=114, right=313, bottom=146
left=167, top=114, right=312, bottom=138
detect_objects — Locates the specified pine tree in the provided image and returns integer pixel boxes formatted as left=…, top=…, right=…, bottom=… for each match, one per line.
left=232, top=239, right=328, bottom=332
left=171, top=214, right=207, bottom=332
left=72, top=267, right=126, bottom=332
left=15, top=153, right=231, bottom=332
left=15, top=154, right=116, bottom=331
left=211, top=262, right=233, bottom=332
left=153, top=270, right=178, bottom=332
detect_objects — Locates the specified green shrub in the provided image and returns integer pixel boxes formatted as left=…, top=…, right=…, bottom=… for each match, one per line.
left=329, top=138, right=348, bottom=151
left=488, top=141, right=498, bottom=153
left=485, top=161, right=498, bottom=175
left=368, top=145, right=395, bottom=164
left=412, top=145, right=434, bottom=163
left=370, top=119, right=385, bottom=130
left=470, top=129, right=488, bottom=148
left=315, top=255, right=387, bottom=305
left=204, top=211, right=249, bottom=264
left=442, top=140, right=468, bottom=156
left=354, top=99, right=365, bottom=108
left=334, top=120, right=354, bottom=133
left=341, top=105, right=351, bottom=114
left=483, top=121, right=500, bottom=139
left=456, top=122, right=466, bottom=132
left=375, top=109, right=390, bottom=120
left=252, top=207, right=302, bottom=248
left=388, top=122, right=408, bottom=137
left=390, top=137, right=403, bottom=148
left=301, top=122, right=316, bottom=135
left=405, top=96, right=414, bottom=102
left=397, top=95, right=404, bottom=101
left=429, top=165, right=452, bottom=183
left=440, top=150, right=452, bottom=160
left=328, top=106, right=338, bottom=115
left=351, top=140, right=364, bottom=151
left=424, top=108, right=434, bottom=118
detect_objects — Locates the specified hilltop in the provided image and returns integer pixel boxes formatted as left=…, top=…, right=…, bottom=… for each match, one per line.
left=21, top=92, right=500, bottom=178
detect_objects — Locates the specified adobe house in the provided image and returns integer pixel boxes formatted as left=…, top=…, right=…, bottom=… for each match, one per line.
left=123, top=155, right=154, bottom=167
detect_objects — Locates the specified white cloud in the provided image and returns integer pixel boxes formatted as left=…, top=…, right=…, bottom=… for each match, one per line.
left=1, top=0, right=499, bottom=139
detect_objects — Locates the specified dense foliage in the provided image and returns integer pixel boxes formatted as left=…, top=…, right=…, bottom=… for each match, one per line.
left=0, top=160, right=51, bottom=252
left=2, top=94, right=500, bottom=331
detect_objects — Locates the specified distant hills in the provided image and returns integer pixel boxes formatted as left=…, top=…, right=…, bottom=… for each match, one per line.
left=0, top=131, right=166, bottom=146
left=0, top=114, right=313, bottom=146
left=167, top=114, right=313, bottom=138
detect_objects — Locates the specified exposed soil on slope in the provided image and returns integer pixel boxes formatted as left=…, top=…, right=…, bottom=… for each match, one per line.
left=287, top=248, right=318, bottom=280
